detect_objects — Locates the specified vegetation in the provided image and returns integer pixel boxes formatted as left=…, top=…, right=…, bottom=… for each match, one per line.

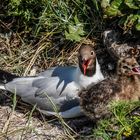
left=93, top=101, right=140, bottom=140
left=2, top=0, right=103, bottom=42
left=101, top=0, right=140, bottom=32
left=0, top=0, right=140, bottom=139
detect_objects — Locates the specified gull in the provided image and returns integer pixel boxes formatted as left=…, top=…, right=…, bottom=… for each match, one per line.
left=0, top=43, right=104, bottom=118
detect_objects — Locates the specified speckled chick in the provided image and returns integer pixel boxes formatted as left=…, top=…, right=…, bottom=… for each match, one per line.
left=79, top=56, right=140, bottom=120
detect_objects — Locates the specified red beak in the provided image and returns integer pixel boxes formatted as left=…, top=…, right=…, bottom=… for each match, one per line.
left=82, top=59, right=90, bottom=75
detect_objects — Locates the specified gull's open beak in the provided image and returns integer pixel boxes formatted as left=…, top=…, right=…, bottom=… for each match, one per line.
left=82, top=59, right=90, bottom=75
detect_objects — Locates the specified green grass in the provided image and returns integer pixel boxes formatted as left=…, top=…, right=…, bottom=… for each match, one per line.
left=1, top=0, right=104, bottom=42
left=93, top=101, right=140, bottom=140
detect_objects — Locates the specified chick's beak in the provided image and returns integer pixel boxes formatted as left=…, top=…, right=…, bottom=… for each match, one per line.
left=132, top=67, right=140, bottom=75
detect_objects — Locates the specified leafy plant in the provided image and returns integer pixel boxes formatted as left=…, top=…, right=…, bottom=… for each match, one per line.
left=65, top=15, right=85, bottom=42
left=101, top=0, right=140, bottom=32
left=5, top=0, right=100, bottom=42
left=93, top=101, right=140, bottom=139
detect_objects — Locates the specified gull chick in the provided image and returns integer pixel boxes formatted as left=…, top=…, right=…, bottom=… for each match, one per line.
left=79, top=56, right=140, bottom=120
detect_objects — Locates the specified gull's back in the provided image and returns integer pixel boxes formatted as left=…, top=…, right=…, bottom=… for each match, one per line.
left=5, top=66, right=80, bottom=113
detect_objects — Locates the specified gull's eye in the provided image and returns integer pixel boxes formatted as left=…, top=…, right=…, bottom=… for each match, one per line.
left=91, top=51, right=94, bottom=55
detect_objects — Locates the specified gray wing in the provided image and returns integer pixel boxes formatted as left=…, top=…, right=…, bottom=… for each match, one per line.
left=35, top=66, right=77, bottom=96
left=5, top=66, right=80, bottom=112
left=38, top=66, right=76, bottom=77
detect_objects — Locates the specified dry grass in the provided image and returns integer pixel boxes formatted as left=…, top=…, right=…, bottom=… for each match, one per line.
left=0, top=32, right=77, bottom=75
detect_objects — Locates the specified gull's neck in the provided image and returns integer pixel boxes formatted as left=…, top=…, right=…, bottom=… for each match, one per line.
left=74, top=58, right=104, bottom=88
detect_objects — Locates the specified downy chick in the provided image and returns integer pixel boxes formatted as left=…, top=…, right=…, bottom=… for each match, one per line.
left=79, top=56, right=140, bottom=120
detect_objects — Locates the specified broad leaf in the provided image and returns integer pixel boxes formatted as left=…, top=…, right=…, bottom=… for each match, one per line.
left=135, top=23, right=140, bottom=30
left=104, top=0, right=123, bottom=17
left=124, top=14, right=138, bottom=30
left=125, top=0, right=139, bottom=9
left=135, top=15, right=140, bottom=30
left=101, top=0, right=111, bottom=9
left=65, top=15, right=85, bottom=42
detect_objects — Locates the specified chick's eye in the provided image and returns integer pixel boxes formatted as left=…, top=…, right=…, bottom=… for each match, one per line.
left=123, top=66, right=129, bottom=70
left=91, top=51, right=94, bottom=55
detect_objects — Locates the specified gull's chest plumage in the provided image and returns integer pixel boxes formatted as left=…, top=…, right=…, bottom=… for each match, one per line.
left=76, top=59, right=105, bottom=88
left=78, top=73, right=104, bottom=88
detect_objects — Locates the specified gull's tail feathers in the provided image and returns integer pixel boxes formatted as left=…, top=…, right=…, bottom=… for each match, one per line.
left=0, top=85, right=6, bottom=90
left=0, top=69, right=19, bottom=90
